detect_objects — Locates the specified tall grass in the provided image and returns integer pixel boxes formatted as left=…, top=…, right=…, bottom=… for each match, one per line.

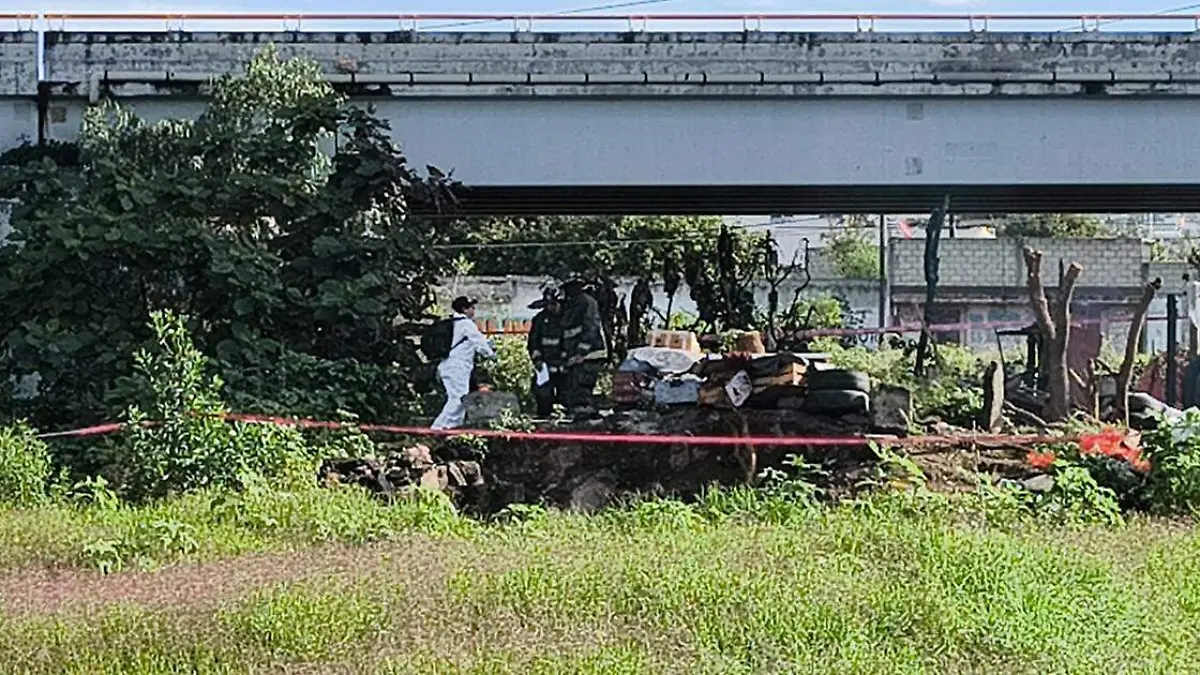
left=2, top=489, right=1200, bottom=673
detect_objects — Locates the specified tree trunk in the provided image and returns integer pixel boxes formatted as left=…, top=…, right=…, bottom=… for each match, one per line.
left=914, top=197, right=948, bottom=377
left=1115, top=277, right=1162, bottom=425
left=1023, top=247, right=1082, bottom=422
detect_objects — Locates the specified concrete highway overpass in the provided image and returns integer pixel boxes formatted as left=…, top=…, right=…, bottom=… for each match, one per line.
left=5, top=13, right=1200, bottom=214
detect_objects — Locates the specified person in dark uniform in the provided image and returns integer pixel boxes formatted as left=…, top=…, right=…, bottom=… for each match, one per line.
left=527, top=288, right=566, bottom=417
left=560, top=275, right=607, bottom=413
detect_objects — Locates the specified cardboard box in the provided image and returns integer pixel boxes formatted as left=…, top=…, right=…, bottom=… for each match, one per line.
left=647, top=330, right=702, bottom=355
left=751, top=361, right=807, bottom=393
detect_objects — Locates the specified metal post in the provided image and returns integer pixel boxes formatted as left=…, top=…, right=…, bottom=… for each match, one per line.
left=948, top=212, right=957, bottom=238
left=1167, top=294, right=1179, bottom=407
left=878, top=214, right=889, bottom=330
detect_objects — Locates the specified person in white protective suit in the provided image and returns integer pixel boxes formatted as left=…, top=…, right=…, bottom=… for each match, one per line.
left=431, top=296, right=496, bottom=430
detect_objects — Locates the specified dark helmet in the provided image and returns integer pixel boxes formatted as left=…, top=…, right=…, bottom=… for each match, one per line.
left=528, top=286, right=561, bottom=310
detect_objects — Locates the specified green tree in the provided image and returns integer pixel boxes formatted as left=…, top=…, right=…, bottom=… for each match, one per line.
left=456, top=216, right=778, bottom=334
left=824, top=229, right=880, bottom=280
left=997, top=214, right=1112, bottom=238
left=452, top=215, right=728, bottom=278
left=0, top=47, right=458, bottom=429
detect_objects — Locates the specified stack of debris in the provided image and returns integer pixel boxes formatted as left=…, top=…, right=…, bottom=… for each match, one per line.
left=613, top=329, right=875, bottom=420
left=318, top=444, right=486, bottom=507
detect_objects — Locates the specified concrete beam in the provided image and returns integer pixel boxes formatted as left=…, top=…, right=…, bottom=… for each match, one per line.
left=39, top=30, right=1200, bottom=98
left=38, top=96, right=1200, bottom=193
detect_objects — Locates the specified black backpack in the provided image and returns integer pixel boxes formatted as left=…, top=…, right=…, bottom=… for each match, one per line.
left=419, top=316, right=467, bottom=361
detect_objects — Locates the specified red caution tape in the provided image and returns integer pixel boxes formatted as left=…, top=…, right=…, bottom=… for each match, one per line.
left=36, top=423, right=126, bottom=439
left=34, top=412, right=1075, bottom=450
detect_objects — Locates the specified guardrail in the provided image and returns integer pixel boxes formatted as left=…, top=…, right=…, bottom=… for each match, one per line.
left=2, top=12, right=1200, bottom=32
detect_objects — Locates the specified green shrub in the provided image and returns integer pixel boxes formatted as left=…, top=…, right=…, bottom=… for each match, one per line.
left=117, top=311, right=314, bottom=501
left=0, top=422, right=51, bottom=507
left=824, top=228, right=880, bottom=280
left=1034, top=465, right=1124, bottom=527
left=219, top=349, right=429, bottom=424
left=479, top=335, right=533, bottom=408
left=1142, top=408, right=1200, bottom=515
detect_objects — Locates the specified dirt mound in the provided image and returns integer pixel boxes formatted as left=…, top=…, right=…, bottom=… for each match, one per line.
left=320, top=408, right=1035, bottom=513
left=479, top=408, right=881, bottom=512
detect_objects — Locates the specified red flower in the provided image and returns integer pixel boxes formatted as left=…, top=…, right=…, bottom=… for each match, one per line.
left=1079, top=427, right=1126, bottom=458
left=1079, top=427, right=1148, bottom=471
left=1027, top=450, right=1057, bottom=470
left=1130, top=455, right=1152, bottom=474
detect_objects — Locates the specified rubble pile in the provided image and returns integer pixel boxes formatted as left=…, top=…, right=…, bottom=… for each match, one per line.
left=318, top=444, right=487, bottom=509
left=483, top=406, right=890, bottom=512
left=319, top=330, right=925, bottom=513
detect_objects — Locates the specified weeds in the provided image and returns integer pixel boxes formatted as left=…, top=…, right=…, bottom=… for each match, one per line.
left=116, top=311, right=315, bottom=501
left=2, top=489, right=1200, bottom=672
left=0, top=422, right=51, bottom=506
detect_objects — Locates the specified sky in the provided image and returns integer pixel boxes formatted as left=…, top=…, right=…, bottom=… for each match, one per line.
left=18, top=0, right=1200, bottom=33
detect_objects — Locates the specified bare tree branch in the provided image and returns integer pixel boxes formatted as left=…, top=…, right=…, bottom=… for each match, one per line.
left=1115, top=277, right=1162, bottom=425
left=1023, top=247, right=1082, bottom=422
left=1023, top=247, right=1055, bottom=342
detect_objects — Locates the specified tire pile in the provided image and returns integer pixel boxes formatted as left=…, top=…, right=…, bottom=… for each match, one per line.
left=802, top=368, right=871, bottom=416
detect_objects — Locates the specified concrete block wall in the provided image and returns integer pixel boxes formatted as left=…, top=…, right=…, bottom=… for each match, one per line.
left=890, top=239, right=1015, bottom=288
left=890, top=237, right=1150, bottom=289
left=1148, top=260, right=1192, bottom=287
left=0, top=32, right=36, bottom=96
left=0, top=33, right=37, bottom=150
left=803, top=248, right=843, bottom=281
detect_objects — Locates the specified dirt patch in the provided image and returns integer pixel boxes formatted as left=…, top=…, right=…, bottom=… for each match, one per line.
left=0, top=537, right=463, bottom=617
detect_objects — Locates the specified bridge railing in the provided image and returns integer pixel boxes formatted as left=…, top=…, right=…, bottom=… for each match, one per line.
left=4, top=12, right=1200, bottom=33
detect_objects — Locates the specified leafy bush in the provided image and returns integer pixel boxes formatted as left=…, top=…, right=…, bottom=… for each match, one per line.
left=0, top=422, right=51, bottom=506
left=117, top=311, right=313, bottom=501
left=453, top=215, right=728, bottom=278
left=1032, top=465, right=1124, bottom=526
left=1142, top=409, right=1200, bottom=515
left=997, top=213, right=1112, bottom=238
left=479, top=336, right=533, bottom=407
left=0, top=47, right=458, bottom=431
left=218, top=349, right=429, bottom=424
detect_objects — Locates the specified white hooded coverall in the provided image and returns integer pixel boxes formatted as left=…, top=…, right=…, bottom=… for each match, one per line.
left=431, top=313, right=495, bottom=430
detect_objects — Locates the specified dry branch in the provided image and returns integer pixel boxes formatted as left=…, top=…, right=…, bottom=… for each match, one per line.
left=1023, top=247, right=1082, bottom=422
left=1115, top=277, right=1162, bottom=424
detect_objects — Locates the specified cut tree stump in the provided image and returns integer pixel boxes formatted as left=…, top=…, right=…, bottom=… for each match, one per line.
left=980, top=360, right=1005, bottom=432
left=1022, top=247, right=1082, bottom=423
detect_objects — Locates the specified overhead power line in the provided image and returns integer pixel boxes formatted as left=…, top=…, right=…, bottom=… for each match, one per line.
left=433, top=234, right=706, bottom=250
left=1054, top=2, right=1200, bottom=31
left=423, top=0, right=679, bottom=30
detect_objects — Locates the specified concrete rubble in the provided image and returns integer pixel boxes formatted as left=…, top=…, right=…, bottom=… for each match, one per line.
left=318, top=444, right=487, bottom=510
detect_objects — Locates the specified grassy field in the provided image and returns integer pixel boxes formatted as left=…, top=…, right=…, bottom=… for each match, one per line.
left=1, top=486, right=1199, bottom=674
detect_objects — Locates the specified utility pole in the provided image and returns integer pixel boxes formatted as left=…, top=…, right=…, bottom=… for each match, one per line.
left=1167, top=294, right=1179, bottom=407
left=878, top=214, right=889, bottom=331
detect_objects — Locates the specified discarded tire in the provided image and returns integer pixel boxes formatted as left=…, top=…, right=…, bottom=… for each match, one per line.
left=1128, top=392, right=1156, bottom=414
left=807, top=369, right=870, bottom=393
left=801, top=389, right=870, bottom=416
left=1128, top=411, right=1157, bottom=431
